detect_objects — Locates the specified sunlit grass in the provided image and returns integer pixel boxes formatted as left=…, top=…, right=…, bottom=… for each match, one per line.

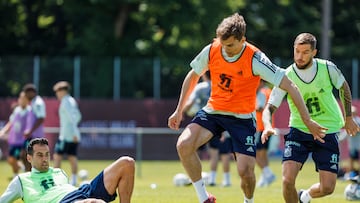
left=0, top=159, right=352, bottom=202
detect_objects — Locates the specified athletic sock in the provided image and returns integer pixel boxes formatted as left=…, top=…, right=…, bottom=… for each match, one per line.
left=244, top=197, right=254, bottom=203
left=262, top=166, right=273, bottom=177
left=300, top=189, right=312, bottom=203
left=209, top=170, right=216, bottom=184
left=71, top=174, right=77, bottom=186
left=223, top=172, right=231, bottom=185
left=193, top=179, right=208, bottom=203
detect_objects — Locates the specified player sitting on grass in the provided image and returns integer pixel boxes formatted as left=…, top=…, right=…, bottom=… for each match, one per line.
left=0, top=137, right=135, bottom=203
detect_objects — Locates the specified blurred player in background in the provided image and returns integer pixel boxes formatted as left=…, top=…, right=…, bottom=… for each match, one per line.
left=22, top=83, right=46, bottom=171
left=183, top=71, right=233, bottom=188
left=261, top=32, right=360, bottom=203
left=53, top=81, right=82, bottom=186
left=207, top=131, right=232, bottom=187
left=255, top=80, right=276, bottom=187
left=168, top=14, right=325, bottom=203
left=0, top=91, right=30, bottom=178
left=346, top=106, right=360, bottom=178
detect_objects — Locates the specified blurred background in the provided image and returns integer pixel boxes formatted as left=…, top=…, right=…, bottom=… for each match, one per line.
left=0, top=0, right=359, bottom=161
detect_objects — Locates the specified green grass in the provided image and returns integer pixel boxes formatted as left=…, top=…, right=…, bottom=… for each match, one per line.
left=0, top=159, right=353, bottom=202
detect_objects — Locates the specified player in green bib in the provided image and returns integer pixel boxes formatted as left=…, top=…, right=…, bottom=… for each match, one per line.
left=261, top=33, right=360, bottom=203
left=0, top=138, right=135, bottom=203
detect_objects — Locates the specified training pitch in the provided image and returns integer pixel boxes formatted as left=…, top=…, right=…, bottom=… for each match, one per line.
left=0, top=159, right=353, bottom=202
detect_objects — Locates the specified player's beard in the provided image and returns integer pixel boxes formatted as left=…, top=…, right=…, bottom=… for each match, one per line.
left=295, top=58, right=312, bottom=69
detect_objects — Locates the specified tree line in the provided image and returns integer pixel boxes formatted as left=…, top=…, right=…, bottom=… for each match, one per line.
left=0, top=0, right=359, bottom=98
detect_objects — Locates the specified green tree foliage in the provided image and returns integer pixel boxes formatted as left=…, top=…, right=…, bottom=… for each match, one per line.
left=0, top=0, right=359, bottom=98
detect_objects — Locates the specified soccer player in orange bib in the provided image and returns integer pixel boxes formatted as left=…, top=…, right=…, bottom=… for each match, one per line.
left=168, top=13, right=326, bottom=203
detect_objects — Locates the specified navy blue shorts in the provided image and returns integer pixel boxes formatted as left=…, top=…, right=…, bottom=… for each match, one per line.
left=255, top=131, right=270, bottom=150
left=23, top=138, right=31, bottom=149
left=60, top=171, right=117, bottom=202
left=55, top=140, right=79, bottom=156
left=191, top=110, right=256, bottom=157
left=283, top=127, right=339, bottom=174
left=8, top=144, right=23, bottom=159
left=208, top=136, right=232, bottom=154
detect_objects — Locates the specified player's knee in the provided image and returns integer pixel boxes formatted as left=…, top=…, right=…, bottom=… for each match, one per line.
left=119, top=156, right=135, bottom=171
left=237, top=167, right=254, bottom=179
left=282, top=177, right=295, bottom=189
left=321, top=184, right=335, bottom=195
left=176, top=138, right=194, bottom=155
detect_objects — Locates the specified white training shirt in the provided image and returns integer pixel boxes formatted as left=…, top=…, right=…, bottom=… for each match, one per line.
left=31, top=96, right=46, bottom=119
left=59, top=94, right=82, bottom=142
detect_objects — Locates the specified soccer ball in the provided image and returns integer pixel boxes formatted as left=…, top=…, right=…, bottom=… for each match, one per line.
left=78, top=169, right=89, bottom=180
left=173, top=173, right=191, bottom=186
left=344, top=183, right=360, bottom=200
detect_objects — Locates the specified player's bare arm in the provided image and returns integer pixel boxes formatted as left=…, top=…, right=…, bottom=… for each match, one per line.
left=340, top=81, right=360, bottom=136
left=168, top=70, right=201, bottom=130
left=261, top=103, right=277, bottom=144
left=278, top=76, right=327, bottom=143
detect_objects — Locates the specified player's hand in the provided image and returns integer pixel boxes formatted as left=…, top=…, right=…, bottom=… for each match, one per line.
left=261, top=127, right=276, bottom=144
left=168, top=111, right=182, bottom=130
left=0, top=130, right=5, bottom=138
left=344, top=116, right=360, bottom=136
left=304, top=119, right=327, bottom=143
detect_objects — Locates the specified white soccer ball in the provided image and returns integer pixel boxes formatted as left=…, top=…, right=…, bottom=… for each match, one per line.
left=78, top=169, right=89, bottom=180
left=344, top=183, right=360, bottom=200
left=173, top=173, right=191, bottom=186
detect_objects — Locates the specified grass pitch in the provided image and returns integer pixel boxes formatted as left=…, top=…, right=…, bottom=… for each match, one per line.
left=0, top=158, right=353, bottom=202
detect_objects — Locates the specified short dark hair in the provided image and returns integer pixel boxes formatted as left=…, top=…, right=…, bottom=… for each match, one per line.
left=294, top=33, right=317, bottom=50
left=27, top=138, right=49, bottom=155
left=22, top=83, right=37, bottom=93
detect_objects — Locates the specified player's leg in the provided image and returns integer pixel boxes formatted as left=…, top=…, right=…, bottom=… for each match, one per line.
left=177, top=122, right=213, bottom=180
left=68, top=155, right=78, bottom=185
left=225, top=118, right=256, bottom=202
left=7, top=146, right=22, bottom=176
left=220, top=153, right=231, bottom=186
left=281, top=128, right=311, bottom=203
left=22, top=139, right=32, bottom=171
left=306, top=171, right=337, bottom=198
left=68, top=142, right=80, bottom=186
left=53, top=139, right=65, bottom=168
left=7, top=156, right=20, bottom=174
left=208, top=137, right=220, bottom=186
left=177, top=123, right=214, bottom=202
left=282, top=160, right=302, bottom=202
left=234, top=153, right=256, bottom=199
left=177, top=111, right=221, bottom=202
left=299, top=133, right=339, bottom=202
left=103, top=156, right=135, bottom=203
left=219, top=135, right=232, bottom=186
left=349, top=148, right=359, bottom=177
left=255, top=131, right=275, bottom=187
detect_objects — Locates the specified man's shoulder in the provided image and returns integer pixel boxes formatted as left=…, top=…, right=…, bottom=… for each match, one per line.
left=33, top=96, right=45, bottom=106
